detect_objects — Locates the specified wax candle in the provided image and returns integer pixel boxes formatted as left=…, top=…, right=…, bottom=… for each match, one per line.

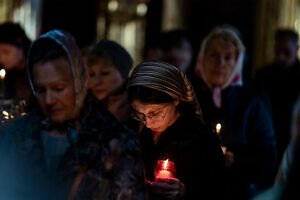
left=154, top=159, right=176, bottom=181
left=0, top=69, right=5, bottom=98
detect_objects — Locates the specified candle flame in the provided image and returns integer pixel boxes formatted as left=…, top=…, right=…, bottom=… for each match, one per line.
left=163, top=159, right=169, bottom=169
left=0, top=69, right=6, bottom=79
left=216, top=123, right=221, bottom=134
left=2, top=110, right=8, bottom=116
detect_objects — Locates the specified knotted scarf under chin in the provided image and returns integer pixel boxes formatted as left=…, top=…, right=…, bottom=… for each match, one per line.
left=40, top=118, right=77, bottom=144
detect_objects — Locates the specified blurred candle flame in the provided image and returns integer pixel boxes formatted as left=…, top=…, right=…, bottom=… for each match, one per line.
left=2, top=110, right=8, bottom=116
left=216, top=123, right=221, bottom=134
left=0, top=69, right=6, bottom=79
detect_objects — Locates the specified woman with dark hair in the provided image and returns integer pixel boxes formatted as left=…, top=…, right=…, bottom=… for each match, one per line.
left=0, top=22, right=32, bottom=100
left=127, top=61, right=225, bottom=199
left=87, top=39, right=132, bottom=123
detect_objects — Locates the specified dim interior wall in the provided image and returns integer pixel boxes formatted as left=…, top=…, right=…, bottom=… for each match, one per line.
left=253, top=0, right=297, bottom=72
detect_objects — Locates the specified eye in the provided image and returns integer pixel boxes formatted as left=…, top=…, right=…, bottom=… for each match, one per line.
left=89, top=72, right=95, bottom=77
left=101, top=71, right=110, bottom=76
left=148, top=110, right=162, bottom=118
left=54, top=85, right=66, bottom=92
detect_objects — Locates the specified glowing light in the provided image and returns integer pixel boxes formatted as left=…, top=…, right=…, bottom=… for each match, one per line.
left=216, top=123, right=221, bottom=134
left=108, top=0, right=118, bottom=12
left=0, top=69, right=6, bottom=79
left=2, top=110, right=8, bottom=116
left=136, top=3, right=147, bottom=16
left=163, top=159, right=169, bottom=169
left=20, top=112, right=26, bottom=116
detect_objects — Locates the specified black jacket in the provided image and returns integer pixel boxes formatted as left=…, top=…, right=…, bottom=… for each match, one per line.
left=194, top=79, right=277, bottom=200
left=138, top=115, right=225, bottom=199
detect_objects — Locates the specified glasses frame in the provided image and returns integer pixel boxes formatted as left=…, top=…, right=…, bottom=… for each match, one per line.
left=132, top=104, right=170, bottom=123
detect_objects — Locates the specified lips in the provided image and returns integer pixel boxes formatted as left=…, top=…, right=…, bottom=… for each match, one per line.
left=151, top=127, right=160, bottom=132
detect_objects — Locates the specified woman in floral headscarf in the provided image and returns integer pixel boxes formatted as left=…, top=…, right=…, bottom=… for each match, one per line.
left=127, top=61, right=225, bottom=200
left=193, top=25, right=277, bottom=200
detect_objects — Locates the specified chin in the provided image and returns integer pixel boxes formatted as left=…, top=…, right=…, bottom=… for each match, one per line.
left=94, top=93, right=107, bottom=100
left=50, top=115, right=69, bottom=123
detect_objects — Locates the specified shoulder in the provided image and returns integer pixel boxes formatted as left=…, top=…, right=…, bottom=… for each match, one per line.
left=227, top=86, right=265, bottom=106
left=176, top=116, right=219, bottom=146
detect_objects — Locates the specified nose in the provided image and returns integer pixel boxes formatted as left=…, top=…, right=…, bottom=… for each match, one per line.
left=45, top=91, right=55, bottom=105
left=96, top=74, right=103, bottom=84
left=216, top=57, right=226, bottom=67
left=144, top=117, right=154, bottom=128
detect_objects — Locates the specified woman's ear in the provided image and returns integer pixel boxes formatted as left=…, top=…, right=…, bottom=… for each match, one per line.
left=174, top=100, right=180, bottom=106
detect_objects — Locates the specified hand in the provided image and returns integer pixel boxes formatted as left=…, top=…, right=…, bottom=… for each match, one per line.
left=146, top=178, right=185, bottom=199
left=224, top=150, right=234, bottom=168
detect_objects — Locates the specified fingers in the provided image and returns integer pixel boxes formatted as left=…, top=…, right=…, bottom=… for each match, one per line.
left=225, top=150, right=235, bottom=168
left=156, top=177, right=179, bottom=183
left=147, top=178, right=185, bottom=199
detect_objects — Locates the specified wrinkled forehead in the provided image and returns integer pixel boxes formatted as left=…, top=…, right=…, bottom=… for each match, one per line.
left=32, top=57, right=73, bottom=81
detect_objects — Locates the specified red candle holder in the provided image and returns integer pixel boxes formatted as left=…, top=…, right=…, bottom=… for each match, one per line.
left=154, top=159, right=176, bottom=181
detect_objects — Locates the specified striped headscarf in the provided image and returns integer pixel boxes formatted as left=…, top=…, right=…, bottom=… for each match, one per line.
left=127, top=61, right=202, bottom=119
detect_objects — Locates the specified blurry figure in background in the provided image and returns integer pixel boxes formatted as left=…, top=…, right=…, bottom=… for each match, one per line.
left=253, top=95, right=300, bottom=200
left=143, top=35, right=164, bottom=61
left=193, top=25, right=277, bottom=200
left=255, top=29, right=300, bottom=164
left=86, top=39, right=133, bottom=123
left=127, top=61, right=225, bottom=199
left=0, top=30, right=146, bottom=200
left=161, top=30, right=194, bottom=78
left=0, top=22, right=32, bottom=100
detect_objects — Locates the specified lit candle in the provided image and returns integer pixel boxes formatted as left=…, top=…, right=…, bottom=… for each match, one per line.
left=0, top=68, right=5, bottom=98
left=0, top=69, right=6, bottom=80
left=154, top=159, right=176, bottom=181
left=216, top=123, right=221, bottom=134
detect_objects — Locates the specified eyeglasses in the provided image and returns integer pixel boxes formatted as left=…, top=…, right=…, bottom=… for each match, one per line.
left=133, top=104, right=169, bottom=123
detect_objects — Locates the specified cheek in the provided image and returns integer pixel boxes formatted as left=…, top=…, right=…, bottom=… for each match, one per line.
left=109, top=75, right=124, bottom=89
left=87, top=77, right=97, bottom=88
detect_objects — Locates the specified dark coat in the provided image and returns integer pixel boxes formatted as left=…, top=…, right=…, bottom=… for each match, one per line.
left=0, top=99, right=146, bottom=200
left=255, top=60, right=300, bottom=162
left=194, top=79, right=277, bottom=200
left=138, top=114, right=225, bottom=200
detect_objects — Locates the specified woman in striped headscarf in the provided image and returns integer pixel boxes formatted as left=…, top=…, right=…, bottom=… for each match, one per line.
left=127, top=61, right=225, bottom=200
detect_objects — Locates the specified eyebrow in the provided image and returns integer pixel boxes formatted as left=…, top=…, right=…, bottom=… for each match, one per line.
left=134, top=105, right=166, bottom=115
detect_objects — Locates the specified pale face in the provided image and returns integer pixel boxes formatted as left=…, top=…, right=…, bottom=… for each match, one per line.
left=202, top=38, right=237, bottom=86
left=0, top=43, right=25, bottom=70
left=33, top=57, right=76, bottom=123
left=88, top=58, right=124, bottom=100
left=165, top=43, right=192, bottom=72
left=132, top=99, right=179, bottom=134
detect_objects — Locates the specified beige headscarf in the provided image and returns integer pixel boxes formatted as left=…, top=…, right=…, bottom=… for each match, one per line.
left=27, top=29, right=88, bottom=118
left=128, top=61, right=202, bottom=119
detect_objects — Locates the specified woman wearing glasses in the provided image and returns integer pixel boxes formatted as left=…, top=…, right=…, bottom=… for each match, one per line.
left=127, top=61, right=225, bottom=200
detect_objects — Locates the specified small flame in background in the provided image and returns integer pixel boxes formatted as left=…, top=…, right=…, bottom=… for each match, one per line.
left=0, top=69, right=6, bottom=80
left=163, top=159, right=169, bottom=169
left=216, top=123, right=221, bottom=134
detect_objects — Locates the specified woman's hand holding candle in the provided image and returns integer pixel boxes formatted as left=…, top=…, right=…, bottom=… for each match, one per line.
left=148, top=159, right=184, bottom=199
left=147, top=178, right=185, bottom=199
